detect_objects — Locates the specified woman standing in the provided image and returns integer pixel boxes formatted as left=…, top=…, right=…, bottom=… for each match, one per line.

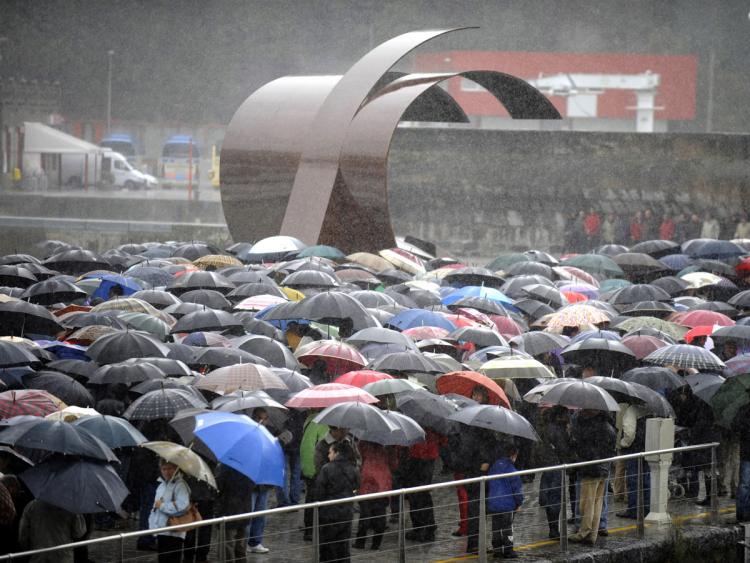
left=354, top=441, right=397, bottom=550
left=316, top=441, right=360, bottom=562
left=149, top=459, right=191, bottom=563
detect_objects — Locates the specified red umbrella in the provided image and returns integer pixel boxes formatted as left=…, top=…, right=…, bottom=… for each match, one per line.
left=453, top=308, right=495, bottom=328
left=441, top=314, right=482, bottom=329
left=491, top=316, right=524, bottom=338
left=284, top=383, right=378, bottom=408
left=621, top=335, right=670, bottom=360
left=402, top=326, right=450, bottom=341
left=736, top=257, right=750, bottom=277
left=297, top=341, right=367, bottom=376
left=670, top=310, right=734, bottom=328
left=0, top=389, right=64, bottom=419
left=436, top=371, right=511, bottom=409
left=562, top=291, right=588, bottom=303
left=333, top=370, right=393, bottom=388
left=684, top=325, right=715, bottom=344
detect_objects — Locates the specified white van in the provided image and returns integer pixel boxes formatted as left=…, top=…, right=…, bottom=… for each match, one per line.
left=101, top=151, right=159, bottom=190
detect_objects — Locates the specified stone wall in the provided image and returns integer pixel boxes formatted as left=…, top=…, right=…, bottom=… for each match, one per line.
left=387, top=129, right=750, bottom=259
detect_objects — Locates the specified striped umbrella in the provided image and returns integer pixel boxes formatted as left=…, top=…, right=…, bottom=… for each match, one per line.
left=644, top=344, right=725, bottom=371
left=285, top=383, right=378, bottom=408
left=196, top=364, right=288, bottom=395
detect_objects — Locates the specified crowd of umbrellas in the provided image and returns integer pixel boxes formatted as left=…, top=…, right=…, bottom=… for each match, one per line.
left=1, top=233, right=750, bottom=529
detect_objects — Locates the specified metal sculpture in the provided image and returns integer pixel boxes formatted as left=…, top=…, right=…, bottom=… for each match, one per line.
left=221, top=28, right=561, bottom=253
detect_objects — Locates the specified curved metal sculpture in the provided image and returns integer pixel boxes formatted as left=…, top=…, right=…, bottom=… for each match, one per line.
left=221, top=28, right=561, bottom=253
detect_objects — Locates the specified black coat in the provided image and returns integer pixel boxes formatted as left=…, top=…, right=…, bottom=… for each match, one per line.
left=316, top=457, right=360, bottom=524
left=571, top=412, right=616, bottom=478
left=215, top=464, right=254, bottom=528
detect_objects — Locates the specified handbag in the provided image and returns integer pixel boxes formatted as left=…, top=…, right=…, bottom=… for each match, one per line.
left=166, top=485, right=202, bottom=531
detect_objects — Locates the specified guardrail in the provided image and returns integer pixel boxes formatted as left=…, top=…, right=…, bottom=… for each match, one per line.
left=0, top=442, right=721, bottom=562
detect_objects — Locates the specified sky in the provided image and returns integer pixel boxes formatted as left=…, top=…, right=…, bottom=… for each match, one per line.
left=2, top=0, right=749, bottom=132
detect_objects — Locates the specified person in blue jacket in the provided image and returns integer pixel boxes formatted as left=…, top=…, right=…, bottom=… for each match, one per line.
left=487, top=444, right=524, bottom=559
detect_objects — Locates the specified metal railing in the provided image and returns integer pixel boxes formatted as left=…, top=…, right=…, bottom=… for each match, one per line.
left=0, top=442, right=721, bottom=562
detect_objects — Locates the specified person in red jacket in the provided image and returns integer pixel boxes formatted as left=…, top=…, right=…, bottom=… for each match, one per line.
left=353, top=441, right=398, bottom=550
left=583, top=208, right=601, bottom=249
left=630, top=211, right=644, bottom=244
left=659, top=213, right=676, bottom=241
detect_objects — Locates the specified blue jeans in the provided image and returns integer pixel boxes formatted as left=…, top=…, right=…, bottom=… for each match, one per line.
left=737, top=460, right=750, bottom=522
left=247, top=488, right=268, bottom=547
left=276, top=451, right=302, bottom=506
left=625, top=459, right=651, bottom=516
left=575, top=470, right=609, bottom=530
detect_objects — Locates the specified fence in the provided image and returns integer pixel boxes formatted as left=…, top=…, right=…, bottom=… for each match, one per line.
left=0, top=442, right=723, bottom=562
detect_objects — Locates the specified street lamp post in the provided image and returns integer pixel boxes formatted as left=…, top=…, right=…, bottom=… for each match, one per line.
left=106, top=50, right=114, bottom=134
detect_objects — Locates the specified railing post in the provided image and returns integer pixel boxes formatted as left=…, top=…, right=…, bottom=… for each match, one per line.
left=560, top=469, right=568, bottom=553
left=710, top=445, right=719, bottom=520
left=312, top=504, right=320, bottom=563
left=478, top=477, right=487, bottom=563
left=398, top=492, right=406, bottom=563
left=218, top=518, right=227, bottom=563
left=118, top=533, right=124, bottom=563
left=637, top=456, right=645, bottom=539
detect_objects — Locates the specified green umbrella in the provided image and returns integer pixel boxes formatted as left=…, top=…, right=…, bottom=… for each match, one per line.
left=613, top=316, right=689, bottom=341
left=485, top=253, right=530, bottom=272
left=599, top=279, right=632, bottom=293
left=117, top=312, right=171, bottom=341
left=296, top=245, right=346, bottom=261
left=561, top=255, right=624, bottom=278
left=710, top=373, right=750, bottom=428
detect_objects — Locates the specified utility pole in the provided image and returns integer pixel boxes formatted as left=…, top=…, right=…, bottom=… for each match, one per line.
left=106, top=50, right=114, bottom=134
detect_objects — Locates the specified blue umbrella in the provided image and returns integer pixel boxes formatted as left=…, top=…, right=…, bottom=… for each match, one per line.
left=659, top=254, right=693, bottom=271
left=385, top=309, right=456, bottom=331
left=192, top=411, right=285, bottom=487
left=687, top=240, right=746, bottom=260
left=441, top=286, right=516, bottom=310
left=88, top=274, right=144, bottom=301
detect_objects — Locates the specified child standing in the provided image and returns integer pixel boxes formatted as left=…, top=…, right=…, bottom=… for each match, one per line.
left=487, top=445, right=524, bottom=559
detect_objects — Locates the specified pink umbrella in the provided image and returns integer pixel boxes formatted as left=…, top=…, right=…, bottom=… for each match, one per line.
left=453, top=307, right=495, bottom=328
left=402, top=326, right=450, bottom=341
left=333, top=370, right=393, bottom=388
left=491, top=316, right=524, bottom=338
left=234, top=294, right=288, bottom=312
left=297, top=341, right=367, bottom=376
left=284, top=383, right=378, bottom=408
left=621, top=335, right=670, bottom=360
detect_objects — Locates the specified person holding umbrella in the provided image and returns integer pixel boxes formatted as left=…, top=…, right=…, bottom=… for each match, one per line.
left=18, top=498, right=87, bottom=563
left=215, top=463, right=255, bottom=562
left=148, top=459, right=191, bottom=563
left=536, top=406, right=572, bottom=539
left=316, top=440, right=360, bottom=563
left=353, top=440, right=398, bottom=550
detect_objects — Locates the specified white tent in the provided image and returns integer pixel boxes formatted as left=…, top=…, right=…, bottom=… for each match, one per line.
left=23, top=122, right=101, bottom=155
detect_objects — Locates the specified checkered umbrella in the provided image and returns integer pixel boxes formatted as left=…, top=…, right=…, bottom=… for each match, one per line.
left=644, top=344, right=725, bottom=371
left=195, top=363, right=287, bottom=395
left=193, top=254, right=242, bottom=271
left=123, top=388, right=206, bottom=420
left=0, top=389, right=63, bottom=419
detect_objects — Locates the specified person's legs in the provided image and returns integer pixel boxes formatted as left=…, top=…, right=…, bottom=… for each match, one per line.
left=289, top=451, right=303, bottom=505
left=574, top=477, right=600, bottom=541
left=598, top=472, right=610, bottom=532
left=354, top=499, right=373, bottom=548
left=454, top=473, right=468, bottom=535
left=736, top=460, right=750, bottom=522
left=539, top=470, right=562, bottom=537
left=224, top=526, right=246, bottom=563
left=490, top=512, right=502, bottom=554
left=156, top=535, right=184, bottom=563
left=369, top=499, right=388, bottom=550
left=406, top=459, right=435, bottom=541
left=589, top=479, right=606, bottom=543
left=465, top=482, right=480, bottom=554
left=499, top=511, right=515, bottom=555
left=613, top=459, right=627, bottom=501
left=303, top=477, right=317, bottom=539
left=247, top=487, right=268, bottom=548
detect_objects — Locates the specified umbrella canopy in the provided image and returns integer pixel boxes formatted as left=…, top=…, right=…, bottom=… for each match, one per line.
left=166, top=271, right=235, bottom=296
left=196, top=364, right=287, bottom=394
left=43, top=249, right=110, bottom=275
left=724, top=354, right=750, bottom=377
left=386, top=309, right=456, bottom=332
left=0, top=301, right=63, bottom=337
left=584, top=376, right=674, bottom=417
left=179, top=289, right=232, bottom=310
left=608, top=284, right=671, bottom=305
left=446, top=296, right=510, bottom=316
left=23, top=371, right=95, bottom=407
left=449, top=404, right=539, bottom=441
left=561, top=338, right=637, bottom=373
left=436, top=371, right=511, bottom=408
left=621, top=334, right=670, bottom=360
left=524, top=379, right=620, bottom=411
left=478, top=356, right=556, bottom=380
left=560, top=255, right=624, bottom=278
left=612, top=253, right=667, bottom=277
left=141, top=440, right=216, bottom=488
left=346, top=327, right=417, bottom=350
left=22, top=279, right=88, bottom=306
left=508, top=332, right=569, bottom=356
left=0, top=417, right=117, bottom=461
left=684, top=373, right=726, bottom=403
left=333, top=369, right=393, bottom=388
left=86, top=330, right=170, bottom=364
left=192, top=411, right=285, bottom=487
left=189, top=347, right=270, bottom=369
left=231, top=335, right=299, bottom=370
left=545, top=305, right=613, bottom=331
left=212, top=390, right=288, bottom=413
left=362, top=378, right=424, bottom=396
left=710, top=374, right=750, bottom=428
left=631, top=240, right=681, bottom=258
left=621, top=366, right=687, bottom=392
left=613, top=316, right=689, bottom=341
left=394, top=389, right=459, bottom=433
left=352, top=410, right=425, bottom=446
left=73, top=415, right=147, bottom=448
left=0, top=389, right=62, bottom=418
left=448, top=326, right=507, bottom=348
left=123, top=388, right=206, bottom=420
left=369, top=351, right=444, bottom=374
left=20, top=457, right=129, bottom=513
left=285, top=383, right=378, bottom=408
left=88, top=361, right=167, bottom=385
left=171, top=309, right=244, bottom=334
left=644, top=344, right=725, bottom=371
left=314, top=401, right=399, bottom=434
left=0, top=265, right=37, bottom=288
left=672, top=309, right=735, bottom=328
left=297, top=340, right=367, bottom=376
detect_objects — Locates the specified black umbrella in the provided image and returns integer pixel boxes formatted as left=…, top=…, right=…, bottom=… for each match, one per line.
left=501, top=275, right=556, bottom=298
left=179, top=289, right=233, bottom=310
left=73, top=415, right=147, bottom=448
left=369, top=351, right=444, bottom=374
left=232, top=335, right=300, bottom=369
left=688, top=301, right=738, bottom=317
left=0, top=254, right=41, bottom=266
left=235, top=314, right=284, bottom=340
left=612, top=253, right=667, bottom=277
left=711, top=325, right=750, bottom=345
left=508, top=332, right=570, bottom=356
left=395, top=389, right=459, bottom=433
left=378, top=268, right=412, bottom=285
left=728, top=290, right=750, bottom=309
left=0, top=418, right=117, bottom=461
left=126, top=266, right=174, bottom=287
left=23, top=371, right=95, bottom=407
left=684, top=373, right=725, bottom=402
left=131, top=378, right=196, bottom=396
left=630, top=240, right=681, bottom=259
left=621, top=366, right=687, bottom=392
left=692, top=259, right=737, bottom=278
left=0, top=300, right=63, bottom=337
left=121, top=356, right=192, bottom=378
left=88, top=361, right=167, bottom=385
left=561, top=338, right=638, bottom=373
left=227, top=282, right=286, bottom=302
left=269, top=368, right=313, bottom=394
left=0, top=341, right=39, bottom=368
left=444, top=267, right=504, bottom=289
left=123, top=388, right=207, bottom=421
left=46, top=359, right=98, bottom=382
left=171, top=309, right=244, bottom=335
left=514, top=299, right=555, bottom=321
left=86, top=330, right=170, bottom=365
left=523, top=249, right=558, bottom=266
left=607, top=284, right=671, bottom=305
left=524, top=379, right=620, bottom=411
left=20, top=457, right=129, bottom=513
left=619, top=301, right=676, bottom=318
left=21, top=279, right=88, bottom=306
left=0, top=287, right=25, bottom=298
left=348, top=290, right=399, bottom=309
left=42, top=249, right=110, bottom=275
left=448, top=404, right=539, bottom=441
left=522, top=284, right=566, bottom=308
left=266, top=291, right=378, bottom=331
left=163, top=302, right=209, bottom=319
left=584, top=376, right=674, bottom=417
left=448, top=326, right=506, bottom=348
left=282, top=270, right=340, bottom=289
left=130, top=289, right=182, bottom=309
left=226, top=270, right=274, bottom=285
left=445, top=296, right=509, bottom=316
left=167, top=271, right=235, bottom=296
left=650, top=276, right=690, bottom=296
left=505, top=261, right=555, bottom=279
left=171, top=242, right=221, bottom=261
left=0, top=265, right=37, bottom=288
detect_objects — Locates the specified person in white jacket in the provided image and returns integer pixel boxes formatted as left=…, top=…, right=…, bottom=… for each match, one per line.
left=148, top=460, right=191, bottom=563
